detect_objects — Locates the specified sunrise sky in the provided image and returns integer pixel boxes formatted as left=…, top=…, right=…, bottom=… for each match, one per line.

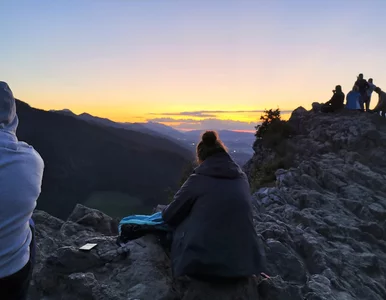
left=2, top=0, right=386, bottom=131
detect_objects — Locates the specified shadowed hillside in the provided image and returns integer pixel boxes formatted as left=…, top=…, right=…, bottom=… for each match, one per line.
left=16, top=100, right=193, bottom=219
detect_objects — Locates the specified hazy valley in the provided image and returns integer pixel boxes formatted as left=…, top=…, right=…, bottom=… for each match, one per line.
left=15, top=102, right=255, bottom=220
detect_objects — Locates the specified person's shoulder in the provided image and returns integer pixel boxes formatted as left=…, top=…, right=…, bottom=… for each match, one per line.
left=17, top=141, right=44, bottom=167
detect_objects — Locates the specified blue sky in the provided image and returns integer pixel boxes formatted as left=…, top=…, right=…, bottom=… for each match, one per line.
left=1, top=0, right=386, bottom=131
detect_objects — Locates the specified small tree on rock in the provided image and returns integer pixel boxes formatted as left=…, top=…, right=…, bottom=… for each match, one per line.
left=255, top=109, right=282, bottom=139
left=250, top=108, right=294, bottom=190
left=254, top=108, right=293, bottom=149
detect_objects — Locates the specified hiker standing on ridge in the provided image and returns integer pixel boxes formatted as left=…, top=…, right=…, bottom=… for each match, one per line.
left=354, top=73, right=370, bottom=111
left=365, top=78, right=376, bottom=111
left=0, top=82, right=44, bottom=300
left=321, top=85, right=345, bottom=113
left=162, top=130, right=266, bottom=283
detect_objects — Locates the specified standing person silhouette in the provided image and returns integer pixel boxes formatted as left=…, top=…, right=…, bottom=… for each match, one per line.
left=355, top=74, right=370, bottom=111
left=365, top=78, right=376, bottom=111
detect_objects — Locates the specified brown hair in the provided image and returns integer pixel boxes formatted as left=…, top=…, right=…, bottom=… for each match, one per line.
left=196, top=130, right=227, bottom=163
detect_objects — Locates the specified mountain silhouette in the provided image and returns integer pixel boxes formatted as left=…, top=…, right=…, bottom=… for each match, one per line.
left=17, top=101, right=193, bottom=219
left=52, top=109, right=255, bottom=166
left=51, top=109, right=158, bottom=136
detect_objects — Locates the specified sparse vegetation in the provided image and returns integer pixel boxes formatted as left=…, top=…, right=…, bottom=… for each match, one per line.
left=250, top=108, right=295, bottom=191
left=254, top=108, right=293, bottom=149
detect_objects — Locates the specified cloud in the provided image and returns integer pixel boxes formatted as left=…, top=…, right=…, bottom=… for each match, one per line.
left=148, top=117, right=257, bottom=131
left=147, top=117, right=197, bottom=123
left=149, top=109, right=293, bottom=118
left=151, top=112, right=217, bottom=118
left=146, top=109, right=294, bottom=131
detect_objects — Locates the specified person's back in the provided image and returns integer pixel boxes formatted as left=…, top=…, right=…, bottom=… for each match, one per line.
left=0, top=82, right=44, bottom=299
left=346, top=86, right=361, bottom=110
left=162, top=131, right=264, bottom=279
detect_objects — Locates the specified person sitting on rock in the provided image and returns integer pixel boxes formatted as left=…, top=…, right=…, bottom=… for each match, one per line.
left=355, top=73, right=370, bottom=111
left=345, top=86, right=361, bottom=110
left=162, top=130, right=266, bottom=282
left=0, top=82, right=44, bottom=300
left=321, top=85, right=345, bottom=113
left=373, top=87, right=386, bottom=117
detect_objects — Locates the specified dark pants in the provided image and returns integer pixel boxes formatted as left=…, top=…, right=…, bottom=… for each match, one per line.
left=0, top=221, right=35, bottom=300
left=359, top=94, right=368, bottom=111
left=364, top=95, right=371, bottom=111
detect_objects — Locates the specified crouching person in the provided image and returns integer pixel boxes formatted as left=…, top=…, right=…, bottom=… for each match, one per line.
left=373, top=87, right=386, bottom=117
left=0, top=82, right=44, bottom=300
left=162, top=130, right=266, bottom=297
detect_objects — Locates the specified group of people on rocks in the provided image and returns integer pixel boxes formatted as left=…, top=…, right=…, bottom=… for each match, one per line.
left=321, top=73, right=386, bottom=116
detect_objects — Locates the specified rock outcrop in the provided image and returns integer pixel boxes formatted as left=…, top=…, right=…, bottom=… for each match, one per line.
left=30, top=109, right=386, bottom=299
left=248, top=108, right=386, bottom=299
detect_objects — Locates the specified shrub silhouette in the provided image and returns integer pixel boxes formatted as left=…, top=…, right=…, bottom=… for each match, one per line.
left=255, top=109, right=281, bottom=139
left=254, top=108, right=293, bottom=149
left=251, top=108, right=295, bottom=190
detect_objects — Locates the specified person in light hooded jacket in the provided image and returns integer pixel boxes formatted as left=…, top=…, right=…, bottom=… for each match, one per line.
left=0, top=82, right=44, bottom=300
left=162, top=130, right=266, bottom=282
left=345, top=86, right=361, bottom=110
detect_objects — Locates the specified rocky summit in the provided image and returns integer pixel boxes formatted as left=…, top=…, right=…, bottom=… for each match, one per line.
left=30, top=108, right=386, bottom=300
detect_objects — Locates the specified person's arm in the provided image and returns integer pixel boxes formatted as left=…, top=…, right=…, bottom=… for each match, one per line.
left=326, top=94, right=335, bottom=105
left=162, top=175, right=198, bottom=227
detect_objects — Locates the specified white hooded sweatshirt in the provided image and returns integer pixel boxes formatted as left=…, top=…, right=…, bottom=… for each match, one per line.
left=0, top=82, right=44, bottom=278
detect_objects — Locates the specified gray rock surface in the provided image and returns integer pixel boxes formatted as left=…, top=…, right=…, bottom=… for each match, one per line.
left=249, top=109, right=386, bottom=299
left=30, top=110, right=386, bottom=299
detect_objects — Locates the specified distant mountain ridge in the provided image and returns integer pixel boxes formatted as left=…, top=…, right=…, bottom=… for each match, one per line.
left=51, top=109, right=160, bottom=137
left=51, top=109, right=255, bottom=165
left=19, top=102, right=193, bottom=219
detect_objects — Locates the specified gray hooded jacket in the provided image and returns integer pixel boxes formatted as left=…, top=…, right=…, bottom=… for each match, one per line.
left=0, top=82, right=44, bottom=278
left=162, top=152, right=265, bottom=278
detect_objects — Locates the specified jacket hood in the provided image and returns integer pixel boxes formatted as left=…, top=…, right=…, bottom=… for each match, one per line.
left=0, top=82, right=18, bottom=134
left=194, top=152, right=245, bottom=179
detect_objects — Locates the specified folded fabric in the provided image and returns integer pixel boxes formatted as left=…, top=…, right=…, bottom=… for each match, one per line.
left=118, top=211, right=171, bottom=234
